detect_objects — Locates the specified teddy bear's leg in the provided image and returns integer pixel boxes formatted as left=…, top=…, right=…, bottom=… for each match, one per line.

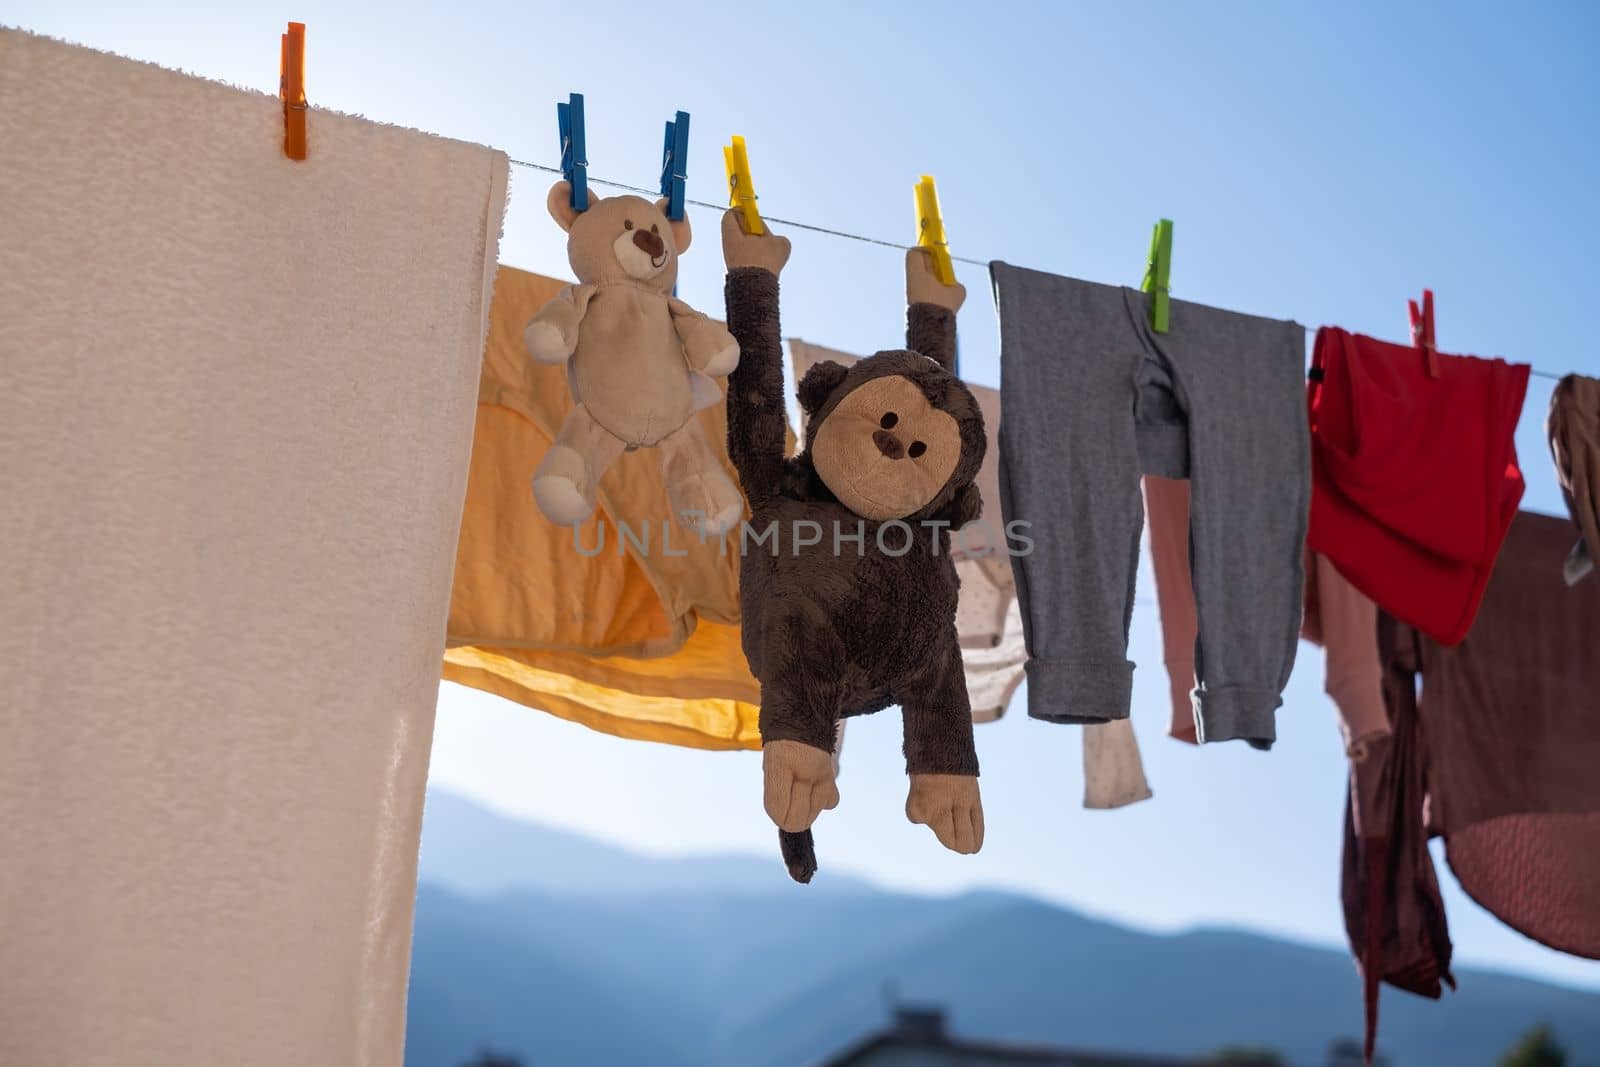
left=656, top=418, right=745, bottom=537
left=533, top=403, right=627, bottom=526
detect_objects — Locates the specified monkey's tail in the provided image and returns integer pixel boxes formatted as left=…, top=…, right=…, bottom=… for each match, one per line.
left=779, top=828, right=817, bottom=884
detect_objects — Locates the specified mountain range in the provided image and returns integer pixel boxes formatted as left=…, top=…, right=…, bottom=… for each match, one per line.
left=406, top=790, right=1600, bottom=1067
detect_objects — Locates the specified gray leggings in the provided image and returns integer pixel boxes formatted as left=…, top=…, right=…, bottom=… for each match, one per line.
left=990, top=264, right=1308, bottom=747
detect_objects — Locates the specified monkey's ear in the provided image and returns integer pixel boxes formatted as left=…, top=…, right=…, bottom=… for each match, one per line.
left=797, top=361, right=849, bottom=415
left=938, top=482, right=983, bottom=529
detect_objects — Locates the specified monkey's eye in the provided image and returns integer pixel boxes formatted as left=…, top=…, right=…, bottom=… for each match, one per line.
left=624, top=219, right=634, bottom=230
left=879, top=412, right=898, bottom=429
left=908, top=441, right=927, bottom=458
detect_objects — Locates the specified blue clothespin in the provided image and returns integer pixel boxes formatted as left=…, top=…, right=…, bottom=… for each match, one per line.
left=557, top=92, right=588, bottom=212
left=659, top=110, right=690, bottom=221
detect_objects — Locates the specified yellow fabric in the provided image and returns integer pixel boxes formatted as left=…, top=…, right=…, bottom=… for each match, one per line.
left=444, top=265, right=762, bottom=749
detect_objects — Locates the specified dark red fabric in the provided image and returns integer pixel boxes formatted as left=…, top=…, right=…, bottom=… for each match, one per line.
left=1447, top=813, right=1600, bottom=957
left=1421, top=510, right=1600, bottom=958
left=1307, top=326, right=1529, bottom=645
left=1341, top=614, right=1453, bottom=1062
left=1341, top=514, right=1600, bottom=1061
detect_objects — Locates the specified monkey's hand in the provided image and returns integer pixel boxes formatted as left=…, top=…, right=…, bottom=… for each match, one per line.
left=906, top=247, right=966, bottom=313
left=722, top=209, right=792, bottom=276
left=763, top=739, right=839, bottom=832
left=907, top=773, right=984, bottom=854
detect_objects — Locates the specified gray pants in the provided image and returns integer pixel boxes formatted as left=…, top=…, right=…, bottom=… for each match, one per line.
left=991, top=264, right=1308, bottom=747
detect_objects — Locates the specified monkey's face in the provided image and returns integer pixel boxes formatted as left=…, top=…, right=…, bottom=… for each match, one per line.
left=811, top=373, right=963, bottom=521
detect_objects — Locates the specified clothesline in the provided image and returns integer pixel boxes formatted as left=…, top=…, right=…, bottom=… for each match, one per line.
left=507, top=156, right=1567, bottom=385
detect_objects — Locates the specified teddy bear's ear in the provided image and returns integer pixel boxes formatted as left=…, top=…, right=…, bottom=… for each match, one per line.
left=656, top=197, right=692, bottom=254
left=547, top=181, right=596, bottom=233
left=797, top=361, right=849, bottom=416
left=937, top=481, right=983, bottom=529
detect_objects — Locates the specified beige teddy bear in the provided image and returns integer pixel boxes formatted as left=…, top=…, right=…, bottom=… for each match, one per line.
left=525, top=181, right=744, bottom=536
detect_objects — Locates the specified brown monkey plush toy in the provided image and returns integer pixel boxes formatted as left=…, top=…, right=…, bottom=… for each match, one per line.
left=721, top=210, right=986, bottom=883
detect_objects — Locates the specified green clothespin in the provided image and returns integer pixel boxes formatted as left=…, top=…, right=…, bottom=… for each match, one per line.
left=1141, top=218, right=1174, bottom=333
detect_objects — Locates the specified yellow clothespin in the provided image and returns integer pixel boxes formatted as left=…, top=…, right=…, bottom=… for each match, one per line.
left=279, top=21, right=307, bottom=160
left=723, top=135, right=765, bottom=235
left=914, top=175, right=956, bottom=286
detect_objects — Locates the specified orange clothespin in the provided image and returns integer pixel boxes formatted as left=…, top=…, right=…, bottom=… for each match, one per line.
left=279, top=22, right=307, bottom=161
left=1407, top=288, right=1438, bottom=377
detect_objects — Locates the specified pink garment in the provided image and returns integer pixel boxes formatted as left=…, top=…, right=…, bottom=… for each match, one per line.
left=1145, top=476, right=1388, bottom=757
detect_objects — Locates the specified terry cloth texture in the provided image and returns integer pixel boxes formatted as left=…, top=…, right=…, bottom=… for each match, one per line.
left=1547, top=373, right=1600, bottom=585
left=444, top=266, right=763, bottom=750
left=1307, top=326, right=1529, bottom=645
left=1145, top=475, right=1389, bottom=759
left=0, top=29, right=505, bottom=1067
left=991, top=264, right=1308, bottom=747
left=790, top=338, right=1025, bottom=722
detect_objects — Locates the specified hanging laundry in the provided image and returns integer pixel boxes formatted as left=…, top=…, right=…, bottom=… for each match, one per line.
left=1307, top=326, right=1529, bottom=645
left=444, top=266, right=764, bottom=751
left=990, top=264, right=1308, bottom=747
left=789, top=339, right=1025, bottom=722
left=1146, top=477, right=1389, bottom=760
left=1343, top=512, right=1600, bottom=1057
left=961, top=599, right=1027, bottom=723
left=1144, top=475, right=1203, bottom=741
left=1414, top=510, right=1600, bottom=956
left=0, top=28, right=506, bottom=1067
left=1082, top=717, right=1153, bottom=809
left=1342, top=614, right=1455, bottom=1063
left=1547, top=373, right=1600, bottom=585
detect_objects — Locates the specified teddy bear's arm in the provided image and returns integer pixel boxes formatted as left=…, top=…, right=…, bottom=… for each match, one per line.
left=899, top=631, right=980, bottom=777
left=906, top=249, right=965, bottom=374
left=523, top=284, right=594, bottom=365
left=667, top=297, right=740, bottom=378
left=723, top=266, right=787, bottom=506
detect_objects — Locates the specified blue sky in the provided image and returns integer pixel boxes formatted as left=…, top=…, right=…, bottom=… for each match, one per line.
left=17, top=0, right=1598, bottom=992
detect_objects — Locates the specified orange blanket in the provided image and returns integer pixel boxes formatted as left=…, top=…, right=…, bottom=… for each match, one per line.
left=443, top=266, right=761, bottom=750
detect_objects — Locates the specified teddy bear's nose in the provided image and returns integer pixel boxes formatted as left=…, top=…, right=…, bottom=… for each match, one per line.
left=872, top=429, right=904, bottom=460
left=633, top=229, right=665, bottom=258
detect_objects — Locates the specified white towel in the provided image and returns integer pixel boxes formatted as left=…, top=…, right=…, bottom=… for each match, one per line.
left=0, top=29, right=505, bottom=1067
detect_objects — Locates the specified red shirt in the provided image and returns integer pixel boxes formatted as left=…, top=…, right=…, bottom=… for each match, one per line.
left=1307, top=326, right=1529, bottom=645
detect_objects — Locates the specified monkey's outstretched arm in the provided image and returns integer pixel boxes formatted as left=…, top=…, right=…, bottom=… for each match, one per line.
left=724, top=268, right=786, bottom=506
left=899, top=631, right=980, bottom=777
left=722, top=208, right=792, bottom=507
left=905, top=248, right=964, bottom=374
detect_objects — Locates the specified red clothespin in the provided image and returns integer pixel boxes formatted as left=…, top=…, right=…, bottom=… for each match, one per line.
left=1407, top=288, right=1438, bottom=377
left=279, top=22, right=307, bottom=161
